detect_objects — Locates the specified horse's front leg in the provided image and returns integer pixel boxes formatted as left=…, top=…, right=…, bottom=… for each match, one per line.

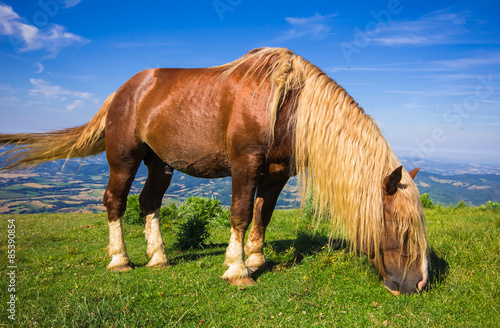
left=222, top=156, right=261, bottom=286
left=245, top=173, right=289, bottom=273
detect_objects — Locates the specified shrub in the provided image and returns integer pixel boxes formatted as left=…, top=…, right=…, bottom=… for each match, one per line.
left=160, top=203, right=179, bottom=222
left=455, top=200, right=467, bottom=209
left=174, top=214, right=210, bottom=250
left=123, top=194, right=142, bottom=225
left=210, top=208, right=231, bottom=228
left=178, top=197, right=223, bottom=220
left=174, top=197, right=230, bottom=249
left=420, top=193, right=435, bottom=209
left=479, top=201, right=499, bottom=211
left=178, top=197, right=230, bottom=227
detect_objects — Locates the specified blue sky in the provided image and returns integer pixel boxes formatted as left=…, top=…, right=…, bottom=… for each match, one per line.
left=1, top=0, right=499, bottom=164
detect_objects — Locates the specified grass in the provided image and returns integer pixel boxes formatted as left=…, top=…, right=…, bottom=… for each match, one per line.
left=0, top=206, right=499, bottom=327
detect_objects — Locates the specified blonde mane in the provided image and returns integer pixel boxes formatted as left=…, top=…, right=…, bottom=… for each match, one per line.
left=217, top=48, right=427, bottom=272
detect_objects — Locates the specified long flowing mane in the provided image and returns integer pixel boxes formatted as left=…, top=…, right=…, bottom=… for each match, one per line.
left=217, top=48, right=427, bottom=272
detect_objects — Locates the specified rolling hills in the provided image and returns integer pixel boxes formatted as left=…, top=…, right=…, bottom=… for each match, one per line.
left=0, top=155, right=499, bottom=214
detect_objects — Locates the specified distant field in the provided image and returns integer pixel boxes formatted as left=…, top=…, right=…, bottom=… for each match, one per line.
left=0, top=206, right=498, bottom=327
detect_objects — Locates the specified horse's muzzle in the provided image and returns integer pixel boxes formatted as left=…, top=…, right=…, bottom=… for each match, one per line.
left=384, top=274, right=427, bottom=295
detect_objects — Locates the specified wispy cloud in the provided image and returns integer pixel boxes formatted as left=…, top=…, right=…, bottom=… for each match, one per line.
left=29, top=78, right=96, bottom=111
left=29, top=78, right=93, bottom=100
left=370, top=9, right=471, bottom=47
left=273, top=13, right=338, bottom=42
left=64, top=0, right=82, bottom=8
left=0, top=2, right=89, bottom=58
left=330, top=51, right=500, bottom=74
left=432, top=52, right=500, bottom=68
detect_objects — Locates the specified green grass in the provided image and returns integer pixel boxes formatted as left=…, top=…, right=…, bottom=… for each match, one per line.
left=0, top=207, right=499, bottom=327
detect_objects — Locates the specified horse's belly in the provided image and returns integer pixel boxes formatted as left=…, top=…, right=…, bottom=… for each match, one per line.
left=149, top=140, right=231, bottom=179
left=167, top=153, right=231, bottom=179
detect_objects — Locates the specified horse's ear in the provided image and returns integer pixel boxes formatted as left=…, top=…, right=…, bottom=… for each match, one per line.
left=383, top=166, right=403, bottom=195
left=408, top=167, right=420, bottom=180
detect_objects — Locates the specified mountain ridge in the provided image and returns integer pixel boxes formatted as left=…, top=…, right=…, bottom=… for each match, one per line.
left=1, top=156, right=499, bottom=214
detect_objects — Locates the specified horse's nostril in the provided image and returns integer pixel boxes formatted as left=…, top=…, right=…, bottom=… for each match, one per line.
left=417, top=279, right=427, bottom=291
left=384, top=279, right=400, bottom=295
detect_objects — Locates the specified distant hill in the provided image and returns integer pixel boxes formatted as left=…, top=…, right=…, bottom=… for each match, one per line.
left=414, top=171, right=500, bottom=206
left=400, top=158, right=500, bottom=175
left=0, top=155, right=498, bottom=214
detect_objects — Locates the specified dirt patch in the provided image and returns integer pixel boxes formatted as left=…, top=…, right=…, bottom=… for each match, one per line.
left=468, top=185, right=491, bottom=190
left=22, top=183, right=54, bottom=189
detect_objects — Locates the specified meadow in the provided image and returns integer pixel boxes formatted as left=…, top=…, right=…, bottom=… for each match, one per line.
left=0, top=204, right=499, bottom=327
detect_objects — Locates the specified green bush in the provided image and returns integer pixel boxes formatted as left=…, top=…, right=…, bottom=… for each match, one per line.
left=160, top=203, right=179, bottom=221
left=123, top=194, right=142, bottom=225
left=174, top=197, right=230, bottom=249
left=174, top=214, right=211, bottom=250
left=178, top=197, right=223, bottom=220
left=479, top=201, right=499, bottom=211
left=420, top=193, right=435, bottom=209
left=455, top=200, right=467, bottom=209
left=178, top=197, right=230, bottom=227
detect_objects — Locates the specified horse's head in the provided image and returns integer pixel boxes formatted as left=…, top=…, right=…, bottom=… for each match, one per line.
left=376, top=166, right=429, bottom=295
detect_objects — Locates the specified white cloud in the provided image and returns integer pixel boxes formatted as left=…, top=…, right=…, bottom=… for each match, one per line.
left=432, top=52, right=500, bottom=68
left=64, top=0, right=82, bottom=8
left=330, top=51, right=500, bottom=74
left=29, top=78, right=96, bottom=111
left=370, top=9, right=471, bottom=47
left=66, top=99, right=85, bottom=111
left=273, top=13, right=338, bottom=42
left=35, top=62, right=44, bottom=74
left=0, top=2, right=89, bottom=58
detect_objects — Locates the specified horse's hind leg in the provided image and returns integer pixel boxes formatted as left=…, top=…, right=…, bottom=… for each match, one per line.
left=103, top=146, right=145, bottom=272
left=140, top=151, right=172, bottom=268
left=245, top=170, right=289, bottom=273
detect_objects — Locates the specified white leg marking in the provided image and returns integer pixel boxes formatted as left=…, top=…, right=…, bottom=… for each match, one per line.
left=222, top=228, right=252, bottom=282
left=144, top=209, right=169, bottom=268
left=244, top=237, right=267, bottom=273
left=107, top=218, right=131, bottom=271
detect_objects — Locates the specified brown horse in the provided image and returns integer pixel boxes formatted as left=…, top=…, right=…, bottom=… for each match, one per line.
left=0, top=47, right=428, bottom=295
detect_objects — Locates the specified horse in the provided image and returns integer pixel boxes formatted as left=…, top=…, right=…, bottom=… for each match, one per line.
left=0, top=47, right=428, bottom=295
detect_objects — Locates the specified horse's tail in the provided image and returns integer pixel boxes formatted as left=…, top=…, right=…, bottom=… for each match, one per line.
left=0, top=93, right=115, bottom=171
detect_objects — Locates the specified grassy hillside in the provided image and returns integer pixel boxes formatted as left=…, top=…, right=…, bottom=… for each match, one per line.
left=1, top=206, right=498, bottom=327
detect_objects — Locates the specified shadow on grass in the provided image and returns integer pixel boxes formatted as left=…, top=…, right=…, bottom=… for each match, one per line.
left=253, top=230, right=450, bottom=294
left=426, top=248, right=450, bottom=291
left=170, top=242, right=228, bottom=267
left=252, top=229, right=351, bottom=279
left=130, top=243, right=228, bottom=268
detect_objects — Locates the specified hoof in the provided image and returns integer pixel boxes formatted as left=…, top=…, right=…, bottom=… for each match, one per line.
left=107, top=255, right=132, bottom=272
left=146, top=253, right=170, bottom=268
left=246, top=254, right=267, bottom=274
left=146, top=261, right=170, bottom=268
left=107, top=264, right=133, bottom=272
left=247, top=264, right=266, bottom=274
left=225, top=276, right=257, bottom=286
